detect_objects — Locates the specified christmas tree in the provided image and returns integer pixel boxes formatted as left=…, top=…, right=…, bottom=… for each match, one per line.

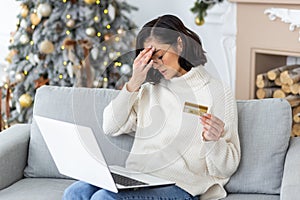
left=0, top=0, right=137, bottom=130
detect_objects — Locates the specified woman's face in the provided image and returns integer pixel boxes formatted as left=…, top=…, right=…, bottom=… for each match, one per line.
left=144, top=40, right=186, bottom=80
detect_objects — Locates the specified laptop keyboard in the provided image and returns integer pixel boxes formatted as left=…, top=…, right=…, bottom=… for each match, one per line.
left=111, top=173, right=147, bottom=186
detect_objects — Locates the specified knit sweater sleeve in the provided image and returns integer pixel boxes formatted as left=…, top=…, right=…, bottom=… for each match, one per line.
left=102, top=83, right=139, bottom=136
left=203, top=85, right=241, bottom=179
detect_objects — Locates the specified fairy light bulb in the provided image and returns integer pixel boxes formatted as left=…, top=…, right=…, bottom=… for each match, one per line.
left=104, top=9, right=108, bottom=14
left=66, top=30, right=71, bottom=35
left=106, top=24, right=111, bottom=29
left=97, top=32, right=101, bottom=37
left=102, top=46, right=107, bottom=51
left=94, top=16, right=99, bottom=22
left=61, top=45, right=65, bottom=50
left=66, top=14, right=71, bottom=19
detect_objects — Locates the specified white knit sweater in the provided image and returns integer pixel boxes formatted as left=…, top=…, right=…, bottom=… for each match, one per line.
left=103, top=66, right=240, bottom=200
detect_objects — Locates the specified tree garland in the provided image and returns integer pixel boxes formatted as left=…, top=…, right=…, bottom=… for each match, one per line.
left=191, top=0, right=224, bottom=25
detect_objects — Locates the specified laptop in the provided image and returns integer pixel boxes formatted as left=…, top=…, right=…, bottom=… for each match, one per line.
left=34, top=115, right=175, bottom=193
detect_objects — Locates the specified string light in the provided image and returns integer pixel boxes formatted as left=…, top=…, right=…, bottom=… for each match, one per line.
left=114, top=62, right=122, bottom=67
left=59, top=74, right=63, bottom=79
left=97, top=32, right=101, bottom=37
left=94, top=16, right=99, bottom=22
left=96, top=0, right=100, bottom=4
left=66, top=30, right=71, bottom=35
left=104, top=9, right=108, bottom=14
left=61, top=45, right=65, bottom=50
left=103, top=61, right=108, bottom=66
left=117, top=52, right=121, bottom=56
left=115, top=37, right=120, bottom=42
left=66, top=14, right=71, bottom=19
left=30, top=41, right=34, bottom=45
left=102, top=46, right=107, bottom=51
left=62, top=0, right=67, bottom=3
left=26, top=55, right=30, bottom=60
left=63, top=61, right=68, bottom=66
left=4, top=83, right=9, bottom=89
left=106, top=24, right=111, bottom=29
left=31, top=25, right=36, bottom=29
left=24, top=71, right=28, bottom=76
left=117, top=28, right=124, bottom=34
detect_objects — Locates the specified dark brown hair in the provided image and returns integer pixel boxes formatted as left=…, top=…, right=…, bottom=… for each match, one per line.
left=136, top=14, right=207, bottom=78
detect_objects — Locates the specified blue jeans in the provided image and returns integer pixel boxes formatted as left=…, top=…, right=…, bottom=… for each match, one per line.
left=63, top=181, right=199, bottom=200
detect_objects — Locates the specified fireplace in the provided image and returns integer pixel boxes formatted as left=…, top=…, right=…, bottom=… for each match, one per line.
left=229, top=0, right=300, bottom=99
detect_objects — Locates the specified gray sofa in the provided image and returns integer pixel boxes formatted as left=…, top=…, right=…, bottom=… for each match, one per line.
left=0, top=85, right=299, bottom=200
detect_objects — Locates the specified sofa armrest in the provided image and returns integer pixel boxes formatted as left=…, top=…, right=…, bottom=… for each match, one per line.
left=0, top=124, right=31, bottom=190
left=281, top=137, right=300, bottom=200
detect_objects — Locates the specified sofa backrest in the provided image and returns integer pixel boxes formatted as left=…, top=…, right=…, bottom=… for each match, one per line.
left=24, top=86, right=134, bottom=178
left=24, top=86, right=292, bottom=196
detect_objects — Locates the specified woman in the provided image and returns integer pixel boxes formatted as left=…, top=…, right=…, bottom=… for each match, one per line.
left=63, top=14, right=240, bottom=200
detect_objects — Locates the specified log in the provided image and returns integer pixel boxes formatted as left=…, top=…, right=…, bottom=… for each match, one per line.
left=293, top=106, right=300, bottom=123
left=256, top=78, right=276, bottom=89
left=280, top=67, right=300, bottom=86
left=274, top=77, right=282, bottom=86
left=256, top=87, right=278, bottom=99
left=290, top=83, right=300, bottom=95
left=256, top=73, right=268, bottom=81
left=273, top=89, right=286, bottom=98
left=285, top=95, right=300, bottom=107
left=281, top=84, right=291, bottom=94
left=292, top=123, right=300, bottom=136
left=267, top=64, right=300, bottom=80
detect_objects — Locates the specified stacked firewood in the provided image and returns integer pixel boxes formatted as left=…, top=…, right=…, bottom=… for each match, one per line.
left=255, top=64, right=300, bottom=137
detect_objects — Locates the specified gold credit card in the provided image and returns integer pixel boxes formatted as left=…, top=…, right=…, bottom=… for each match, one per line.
left=183, top=102, right=208, bottom=116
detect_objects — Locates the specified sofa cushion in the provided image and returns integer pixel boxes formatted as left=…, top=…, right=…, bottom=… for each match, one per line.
left=24, top=86, right=134, bottom=178
left=0, top=178, right=75, bottom=200
left=225, top=98, right=291, bottom=194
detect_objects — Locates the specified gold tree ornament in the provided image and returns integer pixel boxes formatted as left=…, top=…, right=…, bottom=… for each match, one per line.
left=195, top=16, right=205, bottom=26
left=30, top=13, right=42, bottom=25
left=20, top=5, right=29, bottom=18
left=39, top=40, right=55, bottom=54
left=19, top=93, right=33, bottom=108
left=84, top=0, right=96, bottom=4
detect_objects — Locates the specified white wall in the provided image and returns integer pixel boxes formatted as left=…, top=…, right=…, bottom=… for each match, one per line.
left=0, top=1, right=19, bottom=64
